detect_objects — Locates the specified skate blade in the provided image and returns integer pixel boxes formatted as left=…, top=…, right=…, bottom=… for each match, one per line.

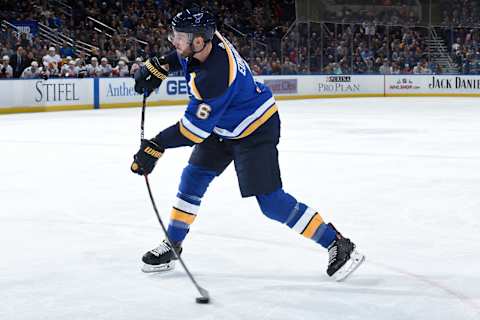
left=141, top=261, right=175, bottom=273
left=333, top=250, right=365, bottom=282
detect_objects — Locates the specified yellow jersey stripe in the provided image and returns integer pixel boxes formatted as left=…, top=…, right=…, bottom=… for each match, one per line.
left=301, top=213, right=324, bottom=238
left=189, top=72, right=203, bottom=100
left=179, top=121, right=205, bottom=144
left=171, top=207, right=197, bottom=225
left=236, top=104, right=278, bottom=139
left=216, top=32, right=236, bottom=86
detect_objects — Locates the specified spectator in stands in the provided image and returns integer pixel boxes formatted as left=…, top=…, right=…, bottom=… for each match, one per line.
left=351, top=56, right=363, bottom=74
left=45, top=61, right=60, bottom=78
left=412, top=59, right=431, bottom=74
left=440, top=0, right=478, bottom=27
left=62, top=60, right=79, bottom=78
left=10, top=46, right=29, bottom=78
left=0, top=42, right=13, bottom=59
left=130, top=57, right=143, bottom=76
left=99, top=57, right=112, bottom=77
left=18, top=32, right=31, bottom=49
left=0, top=55, right=13, bottom=78
left=462, top=54, right=473, bottom=73
left=270, top=57, right=282, bottom=75
left=332, top=62, right=343, bottom=74
left=86, top=57, right=101, bottom=77
left=47, top=9, right=62, bottom=30
left=3, top=0, right=479, bottom=76
left=42, top=47, right=61, bottom=68
left=60, top=56, right=72, bottom=76
left=75, top=52, right=87, bottom=69
left=379, top=58, right=393, bottom=74
left=113, top=59, right=129, bottom=77
left=251, top=62, right=263, bottom=75
left=281, top=56, right=298, bottom=74
left=60, top=41, right=75, bottom=58
left=21, top=61, right=42, bottom=79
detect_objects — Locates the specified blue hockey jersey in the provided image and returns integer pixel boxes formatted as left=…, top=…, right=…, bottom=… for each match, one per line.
left=167, top=31, right=277, bottom=144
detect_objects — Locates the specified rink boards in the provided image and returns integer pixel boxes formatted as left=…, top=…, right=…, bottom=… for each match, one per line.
left=1, top=75, right=480, bottom=114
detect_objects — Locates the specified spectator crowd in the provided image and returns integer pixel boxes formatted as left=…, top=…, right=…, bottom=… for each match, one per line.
left=1, top=0, right=480, bottom=79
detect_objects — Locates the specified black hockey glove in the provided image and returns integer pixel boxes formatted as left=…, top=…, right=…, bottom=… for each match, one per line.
left=131, top=139, right=165, bottom=176
left=134, top=57, right=169, bottom=96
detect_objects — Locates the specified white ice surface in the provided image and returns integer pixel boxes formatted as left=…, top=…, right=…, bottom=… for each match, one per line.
left=1, top=97, right=480, bottom=320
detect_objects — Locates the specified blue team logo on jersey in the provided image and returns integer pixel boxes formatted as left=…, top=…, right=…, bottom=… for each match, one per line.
left=193, top=13, right=204, bottom=24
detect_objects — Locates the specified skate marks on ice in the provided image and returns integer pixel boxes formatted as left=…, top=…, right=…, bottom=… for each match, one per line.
left=142, top=230, right=480, bottom=320
left=2, top=98, right=480, bottom=319
left=1, top=199, right=478, bottom=320
left=4, top=212, right=480, bottom=319
left=212, top=234, right=479, bottom=319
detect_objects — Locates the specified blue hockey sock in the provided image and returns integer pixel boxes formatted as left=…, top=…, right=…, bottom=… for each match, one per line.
left=256, top=188, right=337, bottom=248
left=167, top=164, right=217, bottom=243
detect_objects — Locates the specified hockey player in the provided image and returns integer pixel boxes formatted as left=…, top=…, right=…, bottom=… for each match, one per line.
left=131, top=7, right=365, bottom=281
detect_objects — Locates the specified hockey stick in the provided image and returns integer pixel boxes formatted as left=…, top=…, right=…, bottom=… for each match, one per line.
left=140, top=93, right=210, bottom=304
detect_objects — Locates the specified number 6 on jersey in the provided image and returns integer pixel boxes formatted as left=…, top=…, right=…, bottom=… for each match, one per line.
left=196, top=103, right=211, bottom=119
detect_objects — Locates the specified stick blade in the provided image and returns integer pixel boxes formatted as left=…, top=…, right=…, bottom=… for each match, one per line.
left=196, top=286, right=210, bottom=304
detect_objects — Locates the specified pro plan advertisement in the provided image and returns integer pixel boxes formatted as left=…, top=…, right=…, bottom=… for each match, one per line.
left=319, top=76, right=360, bottom=93
left=317, top=75, right=383, bottom=96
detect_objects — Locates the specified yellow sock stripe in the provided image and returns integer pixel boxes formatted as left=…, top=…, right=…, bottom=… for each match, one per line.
left=171, top=207, right=197, bottom=225
left=145, top=60, right=167, bottom=80
left=236, top=104, right=278, bottom=139
left=301, top=213, right=324, bottom=239
left=179, top=121, right=205, bottom=143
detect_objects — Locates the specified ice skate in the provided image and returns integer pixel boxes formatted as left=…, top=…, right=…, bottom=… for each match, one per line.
left=326, top=227, right=365, bottom=281
left=141, top=240, right=182, bottom=273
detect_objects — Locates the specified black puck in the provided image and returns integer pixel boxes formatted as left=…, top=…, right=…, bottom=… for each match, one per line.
left=196, top=296, right=210, bottom=304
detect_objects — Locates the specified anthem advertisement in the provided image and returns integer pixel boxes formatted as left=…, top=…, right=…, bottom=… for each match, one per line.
left=99, top=77, right=189, bottom=106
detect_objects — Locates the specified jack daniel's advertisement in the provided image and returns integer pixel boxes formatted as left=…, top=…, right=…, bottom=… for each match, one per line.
left=429, top=76, right=480, bottom=90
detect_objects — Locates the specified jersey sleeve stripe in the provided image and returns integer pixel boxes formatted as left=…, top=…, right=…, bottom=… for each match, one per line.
left=215, top=31, right=236, bottom=86
left=179, top=121, right=205, bottom=143
left=212, top=96, right=277, bottom=138
left=236, top=104, right=278, bottom=139
left=188, top=72, right=203, bottom=100
left=181, top=117, right=210, bottom=138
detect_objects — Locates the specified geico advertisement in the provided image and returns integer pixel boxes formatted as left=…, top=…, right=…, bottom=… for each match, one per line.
left=0, top=79, right=93, bottom=108
left=386, top=75, right=480, bottom=94
left=99, top=77, right=189, bottom=104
